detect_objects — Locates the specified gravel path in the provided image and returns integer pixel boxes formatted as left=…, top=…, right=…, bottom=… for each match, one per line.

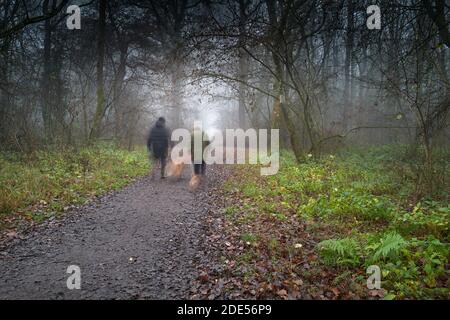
left=0, top=165, right=227, bottom=299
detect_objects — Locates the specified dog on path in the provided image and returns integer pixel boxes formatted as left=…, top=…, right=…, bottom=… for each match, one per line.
left=165, top=153, right=203, bottom=191
left=166, top=160, right=184, bottom=179
left=166, top=160, right=201, bottom=191
left=189, top=174, right=201, bottom=191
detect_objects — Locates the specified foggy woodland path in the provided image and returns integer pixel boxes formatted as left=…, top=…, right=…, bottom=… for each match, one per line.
left=0, top=165, right=228, bottom=299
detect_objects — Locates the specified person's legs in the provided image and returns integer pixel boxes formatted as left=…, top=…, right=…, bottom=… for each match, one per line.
left=150, top=154, right=158, bottom=180
left=160, top=156, right=167, bottom=178
left=194, top=163, right=201, bottom=175
left=201, top=161, right=206, bottom=175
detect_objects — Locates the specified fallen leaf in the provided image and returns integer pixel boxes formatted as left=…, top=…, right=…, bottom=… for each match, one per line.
left=199, top=271, right=209, bottom=283
left=369, top=289, right=385, bottom=297
left=277, top=289, right=288, bottom=297
left=293, top=279, right=303, bottom=286
left=6, top=231, right=17, bottom=238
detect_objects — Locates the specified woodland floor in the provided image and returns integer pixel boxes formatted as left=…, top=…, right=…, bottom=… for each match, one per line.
left=0, top=165, right=229, bottom=299
left=0, top=154, right=447, bottom=300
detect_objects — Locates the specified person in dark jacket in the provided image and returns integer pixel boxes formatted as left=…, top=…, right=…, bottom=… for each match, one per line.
left=190, top=126, right=210, bottom=176
left=147, top=117, right=170, bottom=179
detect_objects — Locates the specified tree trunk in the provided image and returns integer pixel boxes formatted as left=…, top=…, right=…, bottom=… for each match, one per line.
left=41, top=0, right=53, bottom=141
left=170, top=58, right=183, bottom=129
left=343, top=0, right=354, bottom=131
left=238, top=0, right=249, bottom=129
left=266, top=0, right=302, bottom=161
left=113, top=41, right=128, bottom=142
left=90, top=0, right=107, bottom=141
left=424, top=0, right=450, bottom=48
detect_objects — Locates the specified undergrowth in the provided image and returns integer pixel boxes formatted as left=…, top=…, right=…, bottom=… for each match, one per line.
left=224, top=145, right=449, bottom=299
left=0, top=143, right=150, bottom=230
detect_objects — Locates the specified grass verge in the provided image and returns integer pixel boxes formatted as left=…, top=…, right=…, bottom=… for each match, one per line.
left=0, top=143, right=150, bottom=232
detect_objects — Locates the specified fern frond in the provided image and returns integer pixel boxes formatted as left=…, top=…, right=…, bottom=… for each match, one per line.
left=372, top=232, right=407, bottom=261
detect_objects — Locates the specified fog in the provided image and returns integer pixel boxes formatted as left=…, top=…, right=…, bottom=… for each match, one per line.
left=0, top=0, right=448, bottom=158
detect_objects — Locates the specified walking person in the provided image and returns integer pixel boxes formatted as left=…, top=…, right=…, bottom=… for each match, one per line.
left=147, top=117, right=170, bottom=179
left=190, top=125, right=210, bottom=177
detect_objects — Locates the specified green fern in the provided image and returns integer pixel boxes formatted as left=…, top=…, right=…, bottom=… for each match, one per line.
left=370, top=232, right=407, bottom=262
left=318, top=238, right=360, bottom=266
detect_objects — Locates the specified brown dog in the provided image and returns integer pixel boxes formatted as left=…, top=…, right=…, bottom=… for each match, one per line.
left=166, top=155, right=201, bottom=190
left=166, top=160, right=184, bottom=178
left=189, top=174, right=201, bottom=191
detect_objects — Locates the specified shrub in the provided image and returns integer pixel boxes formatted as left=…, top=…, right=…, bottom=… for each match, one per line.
left=300, top=192, right=395, bottom=221
left=394, top=201, right=449, bottom=241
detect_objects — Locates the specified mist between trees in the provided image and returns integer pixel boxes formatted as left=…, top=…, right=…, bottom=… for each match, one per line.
left=0, top=1, right=449, bottom=185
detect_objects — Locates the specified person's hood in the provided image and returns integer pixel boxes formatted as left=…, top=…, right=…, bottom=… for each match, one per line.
left=155, top=119, right=165, bottom=128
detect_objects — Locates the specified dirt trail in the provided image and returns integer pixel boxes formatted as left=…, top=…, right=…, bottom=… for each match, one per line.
left=0, top=165, right=227, bottom=299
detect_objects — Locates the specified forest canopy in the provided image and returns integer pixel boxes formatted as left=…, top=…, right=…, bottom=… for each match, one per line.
left=1, top=0, right=448, bottom=152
